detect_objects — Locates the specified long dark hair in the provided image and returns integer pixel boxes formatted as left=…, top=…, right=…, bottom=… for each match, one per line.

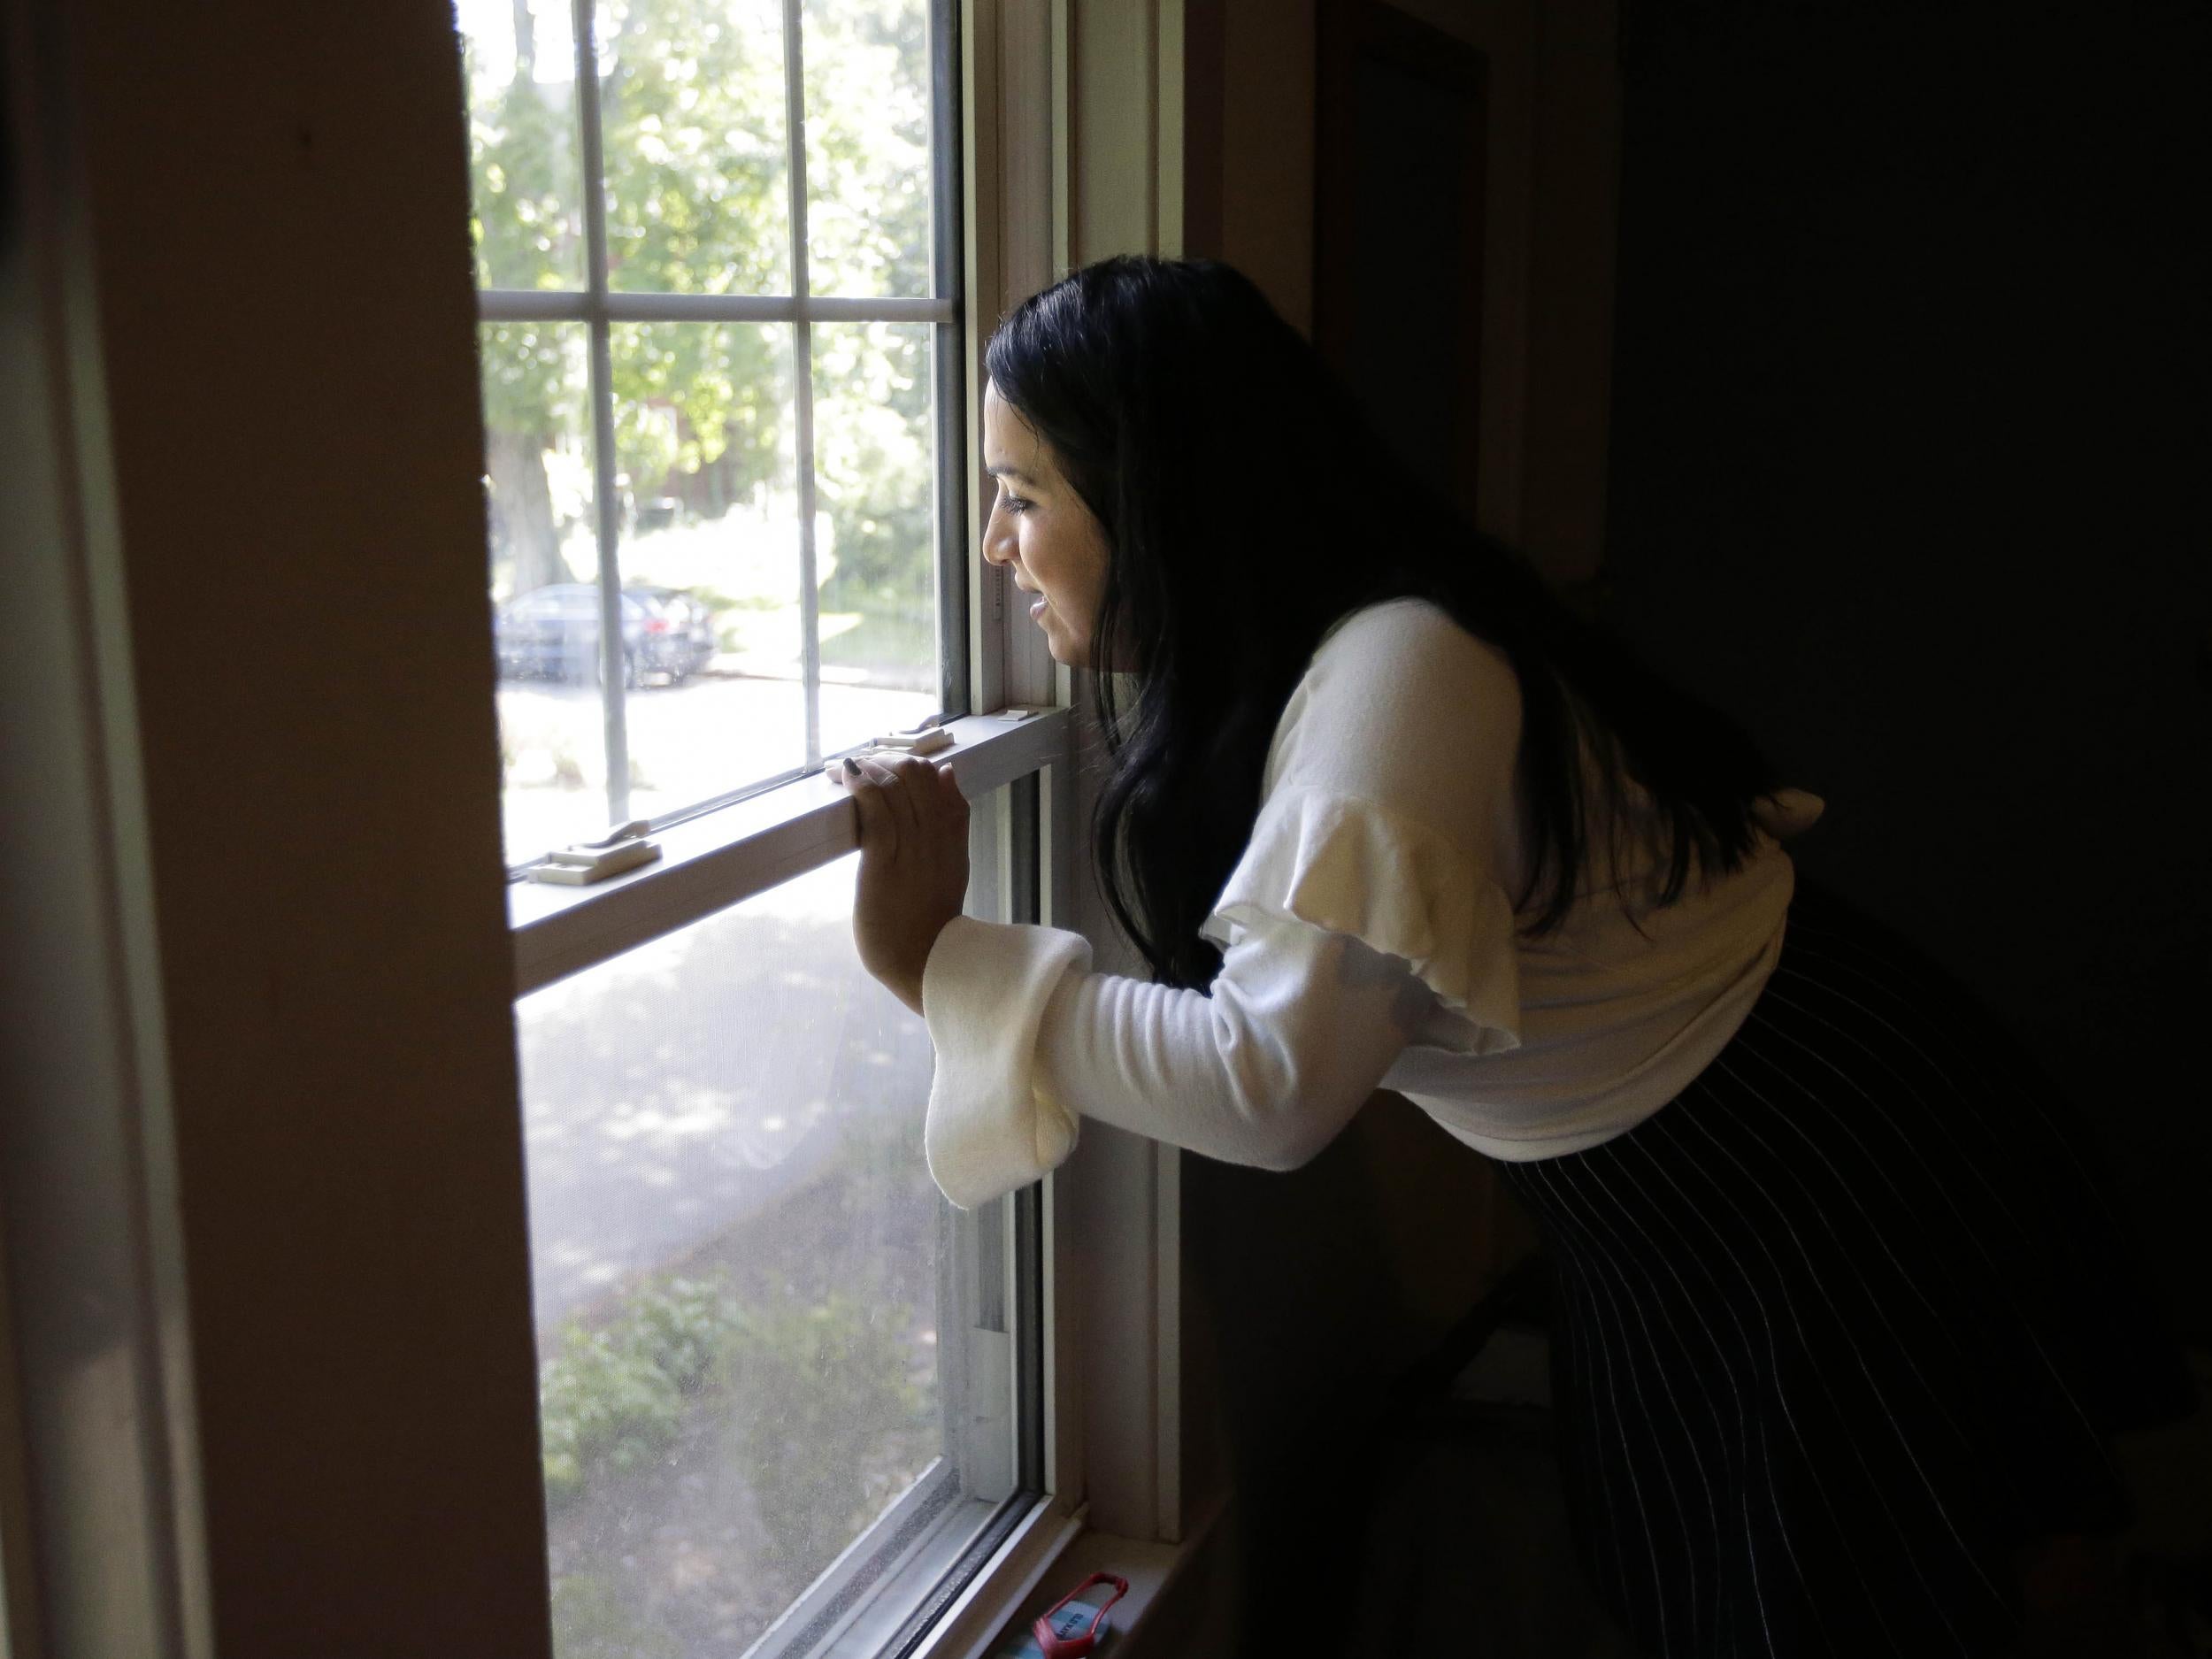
left=985, top=256, right=1786, bottom=990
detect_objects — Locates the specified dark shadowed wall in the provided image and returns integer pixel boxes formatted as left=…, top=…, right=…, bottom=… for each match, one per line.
left=1598, top=0, right=2210, bottom=1333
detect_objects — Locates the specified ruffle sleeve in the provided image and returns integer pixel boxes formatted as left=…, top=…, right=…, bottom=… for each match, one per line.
left=920, top=915, right=1092, bottom=1210
left=1198, top=784, right=1525, bottom=1056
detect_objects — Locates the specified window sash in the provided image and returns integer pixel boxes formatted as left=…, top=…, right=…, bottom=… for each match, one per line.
left=499, top=584, right=1063, bottom=1653
left=494, top=0, right=970, bottom=858
left=510, top=706, right=1068, bottom=995
left=504, top=714, right=1067, bottom=1655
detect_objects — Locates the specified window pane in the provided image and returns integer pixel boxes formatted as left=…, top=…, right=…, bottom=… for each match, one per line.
left=601, top=0, right=795, bottom=297
left=519, top=842, right=1014, bottom=1655
left=802, top=0, right=933, bottom=299
left=484, top=322, right=613, bottom=864
left=812, top=320, right=941, bottom=757
left=459, top=0, right=588, bottom=292
left=610, top=320, right=807, bottom=815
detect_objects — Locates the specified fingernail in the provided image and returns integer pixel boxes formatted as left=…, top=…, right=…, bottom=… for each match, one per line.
left=842, top=757, right=860, bottom=775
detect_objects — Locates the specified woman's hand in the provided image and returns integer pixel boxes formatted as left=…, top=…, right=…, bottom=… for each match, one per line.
left=844, top=754, right=970, bottom=1017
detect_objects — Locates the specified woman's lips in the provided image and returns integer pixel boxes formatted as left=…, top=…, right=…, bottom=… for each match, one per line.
left=1029, top=595, right=1048, bottom=620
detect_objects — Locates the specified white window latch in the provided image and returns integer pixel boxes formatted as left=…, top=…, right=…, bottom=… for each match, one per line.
left=820, top=715, right=954, bottom=777
left=525, top=819, right=663, bottom=886
left=872, top=723, right=954, bottom=755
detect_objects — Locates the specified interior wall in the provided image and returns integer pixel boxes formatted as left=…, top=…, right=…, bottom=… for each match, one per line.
left=1216, top=0, right=1318, bottom=334
left=1598, top=0, right=2211, bottom=1334
left=18, top=2, right=556, bottom=1651
left=1202, top=0, right=1617, bottom=591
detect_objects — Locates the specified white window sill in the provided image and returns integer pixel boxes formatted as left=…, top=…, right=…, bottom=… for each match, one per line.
left=905, top=1496, right=1224, bottom=1659
left=508, top=706, right=1072, bottom=995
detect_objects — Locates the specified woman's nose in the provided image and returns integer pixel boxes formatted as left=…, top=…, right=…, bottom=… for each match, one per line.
left=981, top=508, right=1013, bottom=565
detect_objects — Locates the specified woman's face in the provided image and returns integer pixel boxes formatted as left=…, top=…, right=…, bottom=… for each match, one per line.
left=982, top=380, right=1111, bottom=668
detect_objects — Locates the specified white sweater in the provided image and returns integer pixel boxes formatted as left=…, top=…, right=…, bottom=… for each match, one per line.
left=919, top=598, right=1824, bottom=1210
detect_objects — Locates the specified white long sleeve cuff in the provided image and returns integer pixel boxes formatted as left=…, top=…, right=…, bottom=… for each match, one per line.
left=920, top=915, right=1093, bottom=1210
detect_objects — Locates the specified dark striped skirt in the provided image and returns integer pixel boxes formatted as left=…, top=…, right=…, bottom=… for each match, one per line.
left=1499, top=874, right=2197, bottom=1658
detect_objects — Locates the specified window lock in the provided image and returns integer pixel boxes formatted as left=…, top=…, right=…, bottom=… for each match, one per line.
left=820, top=718, right=956, bottom=777
left=525, top=821, right=663, bottom=886
left=872, top=726, right=955, bottom=755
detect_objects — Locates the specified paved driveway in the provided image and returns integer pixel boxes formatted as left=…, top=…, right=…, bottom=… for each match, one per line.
left=515, top=852, right=939, bottom=1331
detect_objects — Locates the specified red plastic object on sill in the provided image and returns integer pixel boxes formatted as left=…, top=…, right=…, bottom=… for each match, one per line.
left=1033, top=1572, right=1130, bottom=1658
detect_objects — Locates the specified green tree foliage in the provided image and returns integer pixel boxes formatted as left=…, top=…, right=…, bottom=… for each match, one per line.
left=728, top=1290, right=925, bottom=1569
left=537, top=1269, right=924, bottom=1522
left=466, top=0, right=937, bottom=656
left=539, top=1273, right=731, bottom=1506
left=804, top=0, right=933, bottom=617
left=814, top=322, right=932, bottom=611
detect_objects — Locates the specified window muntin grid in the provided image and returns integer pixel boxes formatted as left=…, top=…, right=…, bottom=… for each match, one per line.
left=466, top=0, right=964, bottom=870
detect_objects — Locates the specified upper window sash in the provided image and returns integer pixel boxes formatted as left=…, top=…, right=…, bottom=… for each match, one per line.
left=475, top=0, right=970, bottom=864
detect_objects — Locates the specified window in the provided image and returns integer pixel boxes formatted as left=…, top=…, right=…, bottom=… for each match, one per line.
left=456, top=3, right=1071, bottom=1654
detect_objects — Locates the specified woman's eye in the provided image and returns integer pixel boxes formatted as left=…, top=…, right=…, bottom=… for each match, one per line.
left=1001, top=495, right=1031, bottom=515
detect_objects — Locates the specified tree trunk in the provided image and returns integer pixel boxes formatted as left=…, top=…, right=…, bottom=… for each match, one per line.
left=488, top=426, right=565, bottom=595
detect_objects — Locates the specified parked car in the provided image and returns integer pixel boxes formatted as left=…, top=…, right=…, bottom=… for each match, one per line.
left=495, top=584, right=710, bottom=687
left=630, top=585, right=718, bottom=679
